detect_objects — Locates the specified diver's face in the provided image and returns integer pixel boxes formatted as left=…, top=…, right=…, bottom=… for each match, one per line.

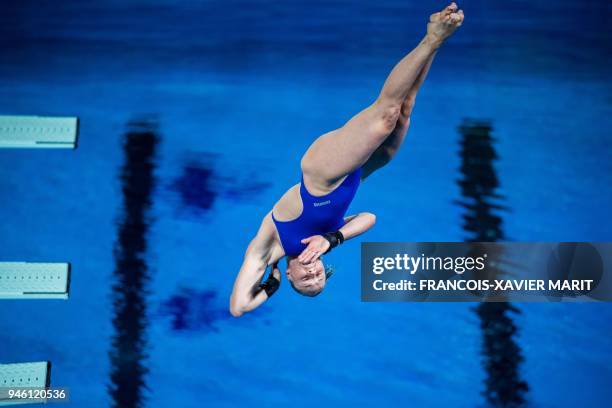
left=287, top=257, right=326, bottom=294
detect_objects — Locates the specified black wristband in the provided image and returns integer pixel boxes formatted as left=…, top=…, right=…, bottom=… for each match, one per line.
left=259, top=273, right=280, bottom=297
left=323, top=230, right=345, bottom=254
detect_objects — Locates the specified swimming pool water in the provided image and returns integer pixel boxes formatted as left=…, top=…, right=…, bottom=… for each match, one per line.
left=1, top=1, right=611, bottom=407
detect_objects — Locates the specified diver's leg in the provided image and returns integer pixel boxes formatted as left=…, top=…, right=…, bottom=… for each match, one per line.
left=301, top=3, right=463, bottom=193
left=361, top=51, right=437, bottom=180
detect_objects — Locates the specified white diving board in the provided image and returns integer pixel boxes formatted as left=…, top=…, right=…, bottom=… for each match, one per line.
left=0, top=263, right=70, bottom=300
left=0, top=116, right=79, bottom=149
left=0, top=362, right=50, bottom=406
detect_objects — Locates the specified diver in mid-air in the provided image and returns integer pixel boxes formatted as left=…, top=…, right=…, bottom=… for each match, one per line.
left=230, top=3, right=465, bottom=317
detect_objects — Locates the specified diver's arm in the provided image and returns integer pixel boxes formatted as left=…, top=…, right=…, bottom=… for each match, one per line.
left=298, top=212, right=376, bottom=264
left=340, top=212, right=377, bottom=240
left=229, top=215, right=280, bottom=317
left=229, top=249, right=274, bottom=317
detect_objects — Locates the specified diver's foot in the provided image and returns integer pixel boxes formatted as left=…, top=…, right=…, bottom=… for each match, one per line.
left=426, top=2, right=464, bottom=47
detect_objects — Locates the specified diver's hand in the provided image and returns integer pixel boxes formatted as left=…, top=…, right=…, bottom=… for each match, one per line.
left=298, top=235, right=330, bottom=264
left=270, top=263, right=281, bottom=280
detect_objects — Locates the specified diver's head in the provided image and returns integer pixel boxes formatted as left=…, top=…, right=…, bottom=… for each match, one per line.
left=285, top=256, right=327, bottom=297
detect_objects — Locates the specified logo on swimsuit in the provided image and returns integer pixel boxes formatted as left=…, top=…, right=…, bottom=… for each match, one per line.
left=313, top=200, right=331, bottom=207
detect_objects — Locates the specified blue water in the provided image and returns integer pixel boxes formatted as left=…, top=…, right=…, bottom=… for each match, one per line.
left=1, top=1, right=611, bottom=407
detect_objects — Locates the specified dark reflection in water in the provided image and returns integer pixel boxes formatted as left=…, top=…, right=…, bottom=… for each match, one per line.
left=169, top=155, right=271, bottom=216
left=457, top=120, right=528, bottom=407
left=158, top=288, right=225, bottom=332
left=170, top=159, right=217, bottom=212
left=109, top=119, right=159, bottom=408
left=156, top=287, right=269, bottom=333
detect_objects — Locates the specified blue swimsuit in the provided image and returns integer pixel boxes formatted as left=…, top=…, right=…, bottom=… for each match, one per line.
left=272, top=168, right=362, bottom=256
